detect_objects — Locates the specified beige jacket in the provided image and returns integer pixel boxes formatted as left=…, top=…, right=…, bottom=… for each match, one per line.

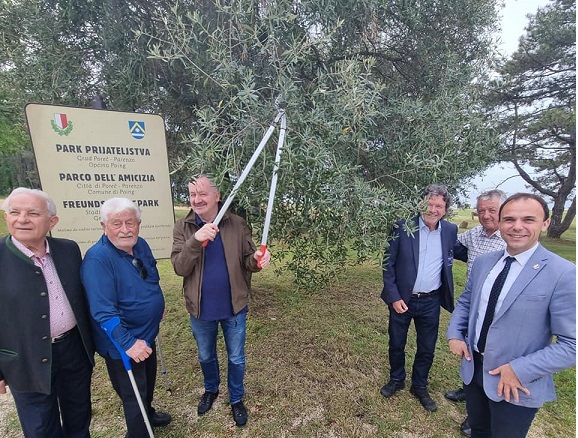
left=171, top=209, right=261, bottom=318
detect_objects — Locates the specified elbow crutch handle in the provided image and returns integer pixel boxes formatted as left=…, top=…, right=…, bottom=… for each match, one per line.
left=101, top=317, right=132, bottom=371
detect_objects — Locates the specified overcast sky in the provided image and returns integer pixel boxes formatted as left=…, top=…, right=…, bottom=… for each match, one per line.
left=464, top=0, right=551, bottom=206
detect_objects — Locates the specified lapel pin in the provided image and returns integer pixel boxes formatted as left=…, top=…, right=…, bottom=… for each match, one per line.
left=533, top=264, right=540, bottom=270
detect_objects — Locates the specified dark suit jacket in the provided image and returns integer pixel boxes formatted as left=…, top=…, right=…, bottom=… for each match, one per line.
left=0, top=236, right=95, bottom=393
left=381, top=216, right=457, bottom=312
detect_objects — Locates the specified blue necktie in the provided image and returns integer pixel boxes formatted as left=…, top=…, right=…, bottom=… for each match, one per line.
left=477, top=256, right=516, bottom=354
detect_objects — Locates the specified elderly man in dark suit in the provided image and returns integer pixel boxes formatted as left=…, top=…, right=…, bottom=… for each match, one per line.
left=447, top=193, right=575, bottom=438
left=380, top=184, right=458, bottom=412
left=0, top=188, right=95, bottom=438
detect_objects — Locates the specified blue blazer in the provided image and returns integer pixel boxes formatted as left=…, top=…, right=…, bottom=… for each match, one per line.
left=381, top=216, right=457, bottom=312
left=447, top=245, right=576, bottom=408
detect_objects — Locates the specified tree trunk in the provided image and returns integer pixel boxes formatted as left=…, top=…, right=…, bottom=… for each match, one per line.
left=547, top=196, right=576, bottom=239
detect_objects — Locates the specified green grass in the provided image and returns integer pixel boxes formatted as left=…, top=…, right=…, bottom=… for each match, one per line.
left=0, top=209, right=575, bottom=437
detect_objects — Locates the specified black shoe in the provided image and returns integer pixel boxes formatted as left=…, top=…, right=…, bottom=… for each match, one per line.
left=445, top=387, right=466, bottom=402
left=150, top=410, right=172, bottom=427
left=460, top=417, right=471, bottom=437
left=380, top=380, right=405, bottom=398
left=198, top=391, right=219, bottom=416
left=409, top=386, right=437, bottom=412
left=231, top=401, right=248, bottom=427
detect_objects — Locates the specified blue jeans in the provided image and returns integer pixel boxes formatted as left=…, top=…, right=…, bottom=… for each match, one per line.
left=388, top=294, right=440, bottom=388
left=190, top=312, right=247, bottom=404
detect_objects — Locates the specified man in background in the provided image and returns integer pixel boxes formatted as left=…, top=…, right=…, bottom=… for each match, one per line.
left=0, top=188, right=94, bottom=437
left=171, top=174, right=270, bottom=427
left=448, top=189, right=507, bottom=436
left=82, top=198, right=171, bottom=437
left=380, top=184, right=458, bottom=412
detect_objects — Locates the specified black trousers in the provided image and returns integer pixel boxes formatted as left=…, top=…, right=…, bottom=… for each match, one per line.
left=465, top=352, right=537, bottom=438
left=11, top=327, right=93, bottom=438
left=388, top=293, right=441, bottom=388
left=104, top=345, right=158, bottom=438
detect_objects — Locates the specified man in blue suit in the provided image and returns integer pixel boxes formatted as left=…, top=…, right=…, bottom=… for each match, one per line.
left=380, top=184, right=458, bottom=412
left=447, top=193, right=576, bottom=438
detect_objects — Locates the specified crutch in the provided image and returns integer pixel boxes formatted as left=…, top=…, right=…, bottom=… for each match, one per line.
left=102, top=317, right=155, bottom=438
left=202, top=104, right=287, bottom=247
left=155, top=332, right=172, bottom=395
left=257, top=110, right=287, bottom=267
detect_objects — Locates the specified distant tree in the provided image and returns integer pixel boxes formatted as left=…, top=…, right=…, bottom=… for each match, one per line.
left=489, top=0, right=576, bottom=238
left=0, top=90, right=34, bottom=193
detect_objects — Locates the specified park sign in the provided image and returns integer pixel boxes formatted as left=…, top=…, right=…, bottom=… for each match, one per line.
left=25, top=103, right=174, bottom=258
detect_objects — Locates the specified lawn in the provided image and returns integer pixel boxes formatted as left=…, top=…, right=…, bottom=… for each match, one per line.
left=0, top=208, right=575, bottom=437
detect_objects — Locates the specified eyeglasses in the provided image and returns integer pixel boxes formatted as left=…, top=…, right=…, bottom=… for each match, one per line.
left=110, top=220, right=139, bottom=230
left=131, top=257, right=148, bottom=279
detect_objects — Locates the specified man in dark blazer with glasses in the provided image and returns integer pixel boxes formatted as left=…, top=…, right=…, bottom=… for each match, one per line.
left=380, top=184, right=458, bottom=413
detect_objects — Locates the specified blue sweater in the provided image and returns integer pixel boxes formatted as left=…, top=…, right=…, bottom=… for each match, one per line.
left=195, top=214, right=236, bottom=321
left=81, top=235, right=165, bottom=359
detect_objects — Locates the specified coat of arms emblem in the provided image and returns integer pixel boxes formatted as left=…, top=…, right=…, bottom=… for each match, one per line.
left=51, top=113, right=73, bottom=136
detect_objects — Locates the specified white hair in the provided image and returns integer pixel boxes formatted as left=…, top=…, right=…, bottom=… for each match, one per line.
left=2, top=187, right=57, bottom=215
left=100, top=198, right=141, bottom=224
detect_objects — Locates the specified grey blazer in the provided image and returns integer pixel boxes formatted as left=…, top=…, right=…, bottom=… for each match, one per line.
left=447, top=244, right=576, bottom=408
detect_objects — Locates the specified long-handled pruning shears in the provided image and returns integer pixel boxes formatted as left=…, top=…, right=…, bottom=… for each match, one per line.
left=201, top=100, right=288, bottom=261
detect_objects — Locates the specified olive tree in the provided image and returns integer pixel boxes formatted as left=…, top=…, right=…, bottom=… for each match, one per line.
left=0, top=0, right=500, bottom=288
left=142, top=0, right=499, bottom=287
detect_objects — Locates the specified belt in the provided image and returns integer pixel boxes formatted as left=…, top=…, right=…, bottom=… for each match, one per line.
left=51, top=326, right=77, bottom=344
left=411, top=290, right=439, bottom=299
left=474, top=350, right=484, bottom=362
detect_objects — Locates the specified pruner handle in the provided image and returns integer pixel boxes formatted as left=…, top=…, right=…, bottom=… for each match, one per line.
left=257, top=244, right=267, bottom=268
left=202, top=239, right=209, bottom=247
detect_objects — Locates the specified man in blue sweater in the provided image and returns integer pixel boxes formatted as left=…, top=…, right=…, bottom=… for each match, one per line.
left=81, top=197, right=171, bottom=437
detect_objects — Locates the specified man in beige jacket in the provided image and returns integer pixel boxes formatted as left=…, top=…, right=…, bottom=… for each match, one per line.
left=171, top=174, right=270, bottom=427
